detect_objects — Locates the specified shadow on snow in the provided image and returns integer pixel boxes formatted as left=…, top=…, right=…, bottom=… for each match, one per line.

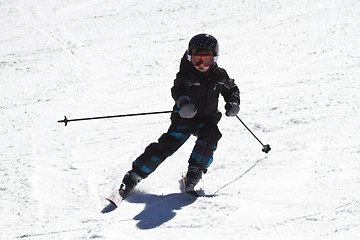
left=102, top=180, right=216, bottom=229
left=129, top=191, right=198, bottom=229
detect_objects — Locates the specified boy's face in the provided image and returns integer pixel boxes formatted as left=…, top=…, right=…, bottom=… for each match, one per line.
left=191, top=49, right=214, bottom=73
left=194, top=62, right=210, bottom=73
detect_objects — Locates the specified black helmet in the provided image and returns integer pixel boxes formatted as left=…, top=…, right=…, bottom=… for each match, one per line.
left=188, top=34, right=219, bottom=56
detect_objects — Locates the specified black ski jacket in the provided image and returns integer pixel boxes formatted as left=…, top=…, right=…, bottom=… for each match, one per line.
left=171, top=52, right=240, bottom=125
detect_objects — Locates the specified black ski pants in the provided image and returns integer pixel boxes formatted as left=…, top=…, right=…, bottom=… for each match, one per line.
left=132, top=121, right=222, bottom=178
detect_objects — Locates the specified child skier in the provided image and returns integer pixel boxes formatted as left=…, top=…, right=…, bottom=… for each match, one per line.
left=119, top=33, right=240, bottom=196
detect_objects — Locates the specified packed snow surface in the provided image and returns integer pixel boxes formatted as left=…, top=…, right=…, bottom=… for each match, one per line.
left=1, top=0, right=360, bottom=239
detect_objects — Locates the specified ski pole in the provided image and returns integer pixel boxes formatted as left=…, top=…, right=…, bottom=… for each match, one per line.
left=57, top=110, right=172, bottom=126
left=236, top=115, right=271, bottom=153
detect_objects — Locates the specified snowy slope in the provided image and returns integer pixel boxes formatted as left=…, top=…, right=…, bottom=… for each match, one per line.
left=1, top=0, right=360, bottom=239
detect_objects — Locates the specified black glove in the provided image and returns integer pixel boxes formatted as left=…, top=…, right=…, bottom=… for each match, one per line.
left=176, top=95, right=197, bottom=118
left=225, top=102, right=240, bottom=117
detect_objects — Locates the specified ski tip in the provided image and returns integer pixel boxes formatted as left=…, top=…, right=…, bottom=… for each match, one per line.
left=105, top=189, right=125, bottom=207
left=105, top=197, right=120, bottom=207
left=102, top=199, right=118, bottom=213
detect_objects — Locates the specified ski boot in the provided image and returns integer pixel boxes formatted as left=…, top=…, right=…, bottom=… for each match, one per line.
left=185, top=166, right=203, bottom=188
left=119, top=170, right=142, bottom=197
left=183, top=166, right=203, bottom=197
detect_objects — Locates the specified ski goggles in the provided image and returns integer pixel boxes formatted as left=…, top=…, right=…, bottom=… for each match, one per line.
left=187, top=54, right=218, bottom=67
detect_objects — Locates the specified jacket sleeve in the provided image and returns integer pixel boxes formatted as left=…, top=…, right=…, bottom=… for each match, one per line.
left=171, top=74, right=191, bottom=102
left=221, top=77, right=240, bottom=105
left=171, top=52, right=193, bottom=102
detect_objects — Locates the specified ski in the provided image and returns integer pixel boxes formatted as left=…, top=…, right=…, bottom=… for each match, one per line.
left=181, top=174, right=200, bottom=197
left=105, top=189, right=125, bottom=207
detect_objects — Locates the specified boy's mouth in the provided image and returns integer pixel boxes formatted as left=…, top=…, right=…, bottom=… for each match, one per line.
left=196, top=65, right=208, bottom=72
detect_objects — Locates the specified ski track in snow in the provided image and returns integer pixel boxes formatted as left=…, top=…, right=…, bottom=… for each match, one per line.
left=1, top=0, right=360, bottom=239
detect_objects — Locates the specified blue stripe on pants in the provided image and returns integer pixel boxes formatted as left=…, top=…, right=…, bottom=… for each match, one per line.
left=190, top=145, right=217, bottom=168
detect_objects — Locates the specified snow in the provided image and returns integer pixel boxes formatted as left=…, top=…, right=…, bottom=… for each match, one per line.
left=1, top=0, right=360, bottom=239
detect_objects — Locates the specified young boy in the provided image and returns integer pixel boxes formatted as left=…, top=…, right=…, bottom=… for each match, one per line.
left=119, top=33, right=240, bottom=196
